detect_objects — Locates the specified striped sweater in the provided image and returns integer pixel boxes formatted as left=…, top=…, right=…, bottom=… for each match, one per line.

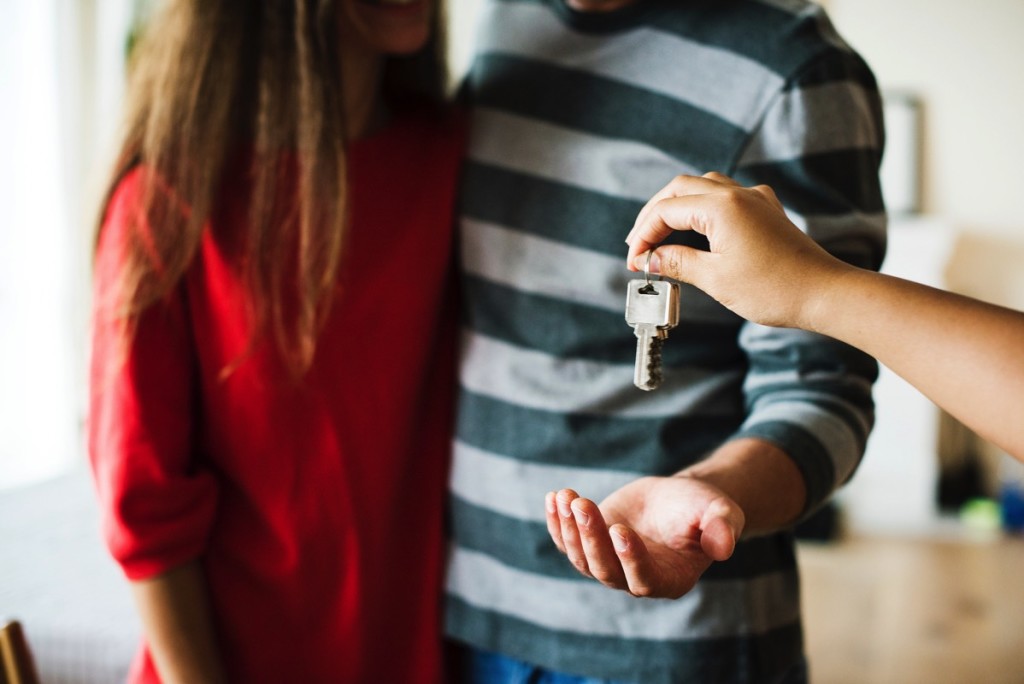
left=446, top=1, right=886, bottom=681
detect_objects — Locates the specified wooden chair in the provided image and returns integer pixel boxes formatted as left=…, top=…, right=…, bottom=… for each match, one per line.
left=0, top=620, right=40, bottom=684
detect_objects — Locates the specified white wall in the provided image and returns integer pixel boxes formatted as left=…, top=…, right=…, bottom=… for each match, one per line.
left=825, top=0, right=1024, bottom=311
left=0, top=0, right=133, bottom=489
left=0, top=2, right=81, bottom=488
left=447, top=0, right=484, bottom=86
left=825, top=0, right=1024, bottom=512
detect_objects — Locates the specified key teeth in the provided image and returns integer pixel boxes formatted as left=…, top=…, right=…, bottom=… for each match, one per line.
left=642, top=337, right=664, bottom=390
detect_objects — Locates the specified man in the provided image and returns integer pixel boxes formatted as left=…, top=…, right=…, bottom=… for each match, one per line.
left=446, top=0, right=885, bottom=681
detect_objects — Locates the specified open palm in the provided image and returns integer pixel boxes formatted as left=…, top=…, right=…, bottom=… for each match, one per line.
left=546, top=476, right=744, bottom=599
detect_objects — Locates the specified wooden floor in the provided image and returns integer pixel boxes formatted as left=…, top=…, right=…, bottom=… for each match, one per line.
left=798, top=533, right=1024, bottom=684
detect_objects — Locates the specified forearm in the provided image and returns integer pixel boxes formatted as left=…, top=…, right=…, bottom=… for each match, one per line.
left=678, top=437, right=807, bottom=536
left=809, top=267, right=1024, bottom=459
left=131, top=560, right=227, bottom=684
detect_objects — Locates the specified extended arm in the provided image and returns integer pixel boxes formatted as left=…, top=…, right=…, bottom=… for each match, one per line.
left=131, top=561, right=227, bottom=684
left=626, top=173, right=1024, bottom=461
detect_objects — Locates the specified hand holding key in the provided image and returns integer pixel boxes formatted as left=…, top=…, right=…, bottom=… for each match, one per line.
left=545, top=477, right=744, bottom=599
left=624, top=172, right=843, bottom=331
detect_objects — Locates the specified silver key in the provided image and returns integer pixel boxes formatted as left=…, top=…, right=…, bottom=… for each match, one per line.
left=625, top=278, right=680, bottom=391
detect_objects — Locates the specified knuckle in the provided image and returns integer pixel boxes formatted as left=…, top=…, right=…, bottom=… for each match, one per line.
left=721, top=186, right=746, bottom=206
left=668, top=173, right=695, bottom=193
left=629, top=582, right=654, bottom=598
left=753, top=183, right=781, bottom=207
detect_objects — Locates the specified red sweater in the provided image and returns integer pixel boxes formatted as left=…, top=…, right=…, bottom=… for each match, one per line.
left=88, top=112, right=463, bottom=683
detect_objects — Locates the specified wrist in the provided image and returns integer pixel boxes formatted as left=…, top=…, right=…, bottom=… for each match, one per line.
left=796, top=260, right=857, bottom=335
left=676, top=438, right=806, bottom=535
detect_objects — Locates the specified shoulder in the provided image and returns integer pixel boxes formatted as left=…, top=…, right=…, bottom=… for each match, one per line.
left=96, top=165, right=151, bottom=270
left=650, top=0, right=873, bottom=83
left=99, top=163, right=194, bottom=243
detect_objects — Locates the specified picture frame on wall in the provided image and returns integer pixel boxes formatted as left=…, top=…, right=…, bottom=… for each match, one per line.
left=880, top=91, right=923, bottom=215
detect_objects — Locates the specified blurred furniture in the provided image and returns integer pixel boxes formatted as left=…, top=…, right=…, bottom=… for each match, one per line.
left=0, top=619, right=41, bottom=684
left=0, top=469, right=139, bottom=683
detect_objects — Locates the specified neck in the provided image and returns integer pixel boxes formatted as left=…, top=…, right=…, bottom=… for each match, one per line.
left=340, top=41, right=386, bottom=140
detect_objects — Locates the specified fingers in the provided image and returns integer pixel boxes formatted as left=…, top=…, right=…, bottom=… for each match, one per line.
left=545, top=491, right=565, bottom=554
left=554, top=489, right=591, bottom=577
left=625, top=173, right=743, bottom=262
left=626, top=192, right=722, bottom=266
left=549, top=489, right=630, bottom=588
left=625, top=173, right=783, bottom=279
left=626, top=173, right=740, bottom=242
left=570, top=497, right=627, bottom=588
left=607, top=524, right=665, bottom=598
left=548, top=485, right=733, bottom=597
left=547, top=489, right=709, bottom=599
left=630, top=244, right=710, bottom=287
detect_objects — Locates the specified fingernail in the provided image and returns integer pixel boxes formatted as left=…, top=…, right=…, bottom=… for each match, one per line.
left=572, top=505, right=590, bottom=527
left=545, top=492, right=556, bottom=514
left=612, top=530, right=628, bottom=552
left=557, top=498, right=572, bottom=519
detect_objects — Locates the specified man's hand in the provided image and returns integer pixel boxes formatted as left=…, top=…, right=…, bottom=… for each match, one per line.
left=545, top=476, right=745, bottom=599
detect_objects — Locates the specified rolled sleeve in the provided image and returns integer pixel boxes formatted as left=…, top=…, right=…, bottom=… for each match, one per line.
left=734, top=323, right=878, bottom=513
left=88, top=170, right=219, bottom=580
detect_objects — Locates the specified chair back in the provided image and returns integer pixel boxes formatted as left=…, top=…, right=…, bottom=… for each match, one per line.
left=0, top=620, right=40, bottom=684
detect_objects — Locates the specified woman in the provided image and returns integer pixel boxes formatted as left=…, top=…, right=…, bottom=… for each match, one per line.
left=88, top=1, right=462, bottom=681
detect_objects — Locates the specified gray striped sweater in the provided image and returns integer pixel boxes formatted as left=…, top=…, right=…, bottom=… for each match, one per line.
left=446, top=1, right=886, bottom=681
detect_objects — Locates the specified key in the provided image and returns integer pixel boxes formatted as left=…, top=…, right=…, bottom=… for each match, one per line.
left=625, top=278, right=680, bottom=391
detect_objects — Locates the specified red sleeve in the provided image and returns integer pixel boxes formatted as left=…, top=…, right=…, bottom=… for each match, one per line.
left=88, top=168, right=219, bottom=581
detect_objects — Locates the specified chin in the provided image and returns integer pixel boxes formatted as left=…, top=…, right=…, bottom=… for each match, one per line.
left=351, top=0, right=433, bottom=55
left=373, top=27, right=432, bottom=55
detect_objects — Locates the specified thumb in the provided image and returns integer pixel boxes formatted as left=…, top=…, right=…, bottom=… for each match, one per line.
left=633, top=245, right=712, bottom=287
left=698, top=497, right=744, bottom=562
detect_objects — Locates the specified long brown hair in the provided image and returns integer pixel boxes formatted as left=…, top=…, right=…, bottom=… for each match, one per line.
left=98, top=0, right=448, bottom=374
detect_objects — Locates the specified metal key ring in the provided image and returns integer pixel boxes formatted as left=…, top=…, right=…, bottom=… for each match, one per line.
left=644, top=249, right=655, bottom=286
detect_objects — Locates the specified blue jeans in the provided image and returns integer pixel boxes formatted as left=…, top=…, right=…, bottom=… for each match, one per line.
left=451, top=645, right=809, bottom=684
left=454, top=646, right=630, bottom=684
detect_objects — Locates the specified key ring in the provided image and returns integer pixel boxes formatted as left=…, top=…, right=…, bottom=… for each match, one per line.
left=644, top=249, right=657, bottom=286
left=639, top=249, right=659, bottom=294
